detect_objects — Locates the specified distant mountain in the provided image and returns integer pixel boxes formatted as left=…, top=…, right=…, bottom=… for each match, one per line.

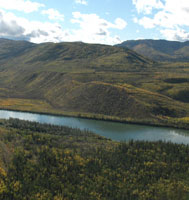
left=0, top=38, right=35, bottom=61
left=117, top=39, right=189, bottom=62
left=0, top=38, right=188, bottom=129
left=0, top=39, right=154, bottom=72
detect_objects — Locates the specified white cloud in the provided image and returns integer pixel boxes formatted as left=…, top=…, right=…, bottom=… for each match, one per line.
left=75, top=0, right=87, bottom=5
left=132, top=0, right=163, bottom=14
left=136, top=7, right=189, bottom=29
left=0, top=0, right=44, bottom=13
left=133, top=0, right=189, bottom=41
left=70, top=12, right=127, bottom=44
left=42, top=9, right=64, bottom=21
left=136, top=17, right=155, bottom=28
left=113, top=18, right=127, bottom=30
left=0, top=9, right=126, bottom=45
left=0, top=9, right=67, bottom=42
left=160, top=28, right=189, bottom=41
left=71, top=12, right=127, bottom=31
left=0, top=10, right=25, bottom=37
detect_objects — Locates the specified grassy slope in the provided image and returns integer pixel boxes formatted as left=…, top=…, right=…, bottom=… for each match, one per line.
left=117, top=39, right=189, bottom=62
left=0, top=39, right=189, bottom=128
left=0, top=39, right=35, bottom=62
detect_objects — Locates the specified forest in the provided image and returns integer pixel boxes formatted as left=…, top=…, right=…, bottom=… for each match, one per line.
left=0, top=118, right=188, bottom=199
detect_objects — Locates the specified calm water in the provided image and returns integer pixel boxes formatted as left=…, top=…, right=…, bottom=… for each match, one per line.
left=0, top=110, right=189, bottom=144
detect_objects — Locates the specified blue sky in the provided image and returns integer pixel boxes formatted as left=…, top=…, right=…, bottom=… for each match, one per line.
left=0, top=0, right=189, bottom=44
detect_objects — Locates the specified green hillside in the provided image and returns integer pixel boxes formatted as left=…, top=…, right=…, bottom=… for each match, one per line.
left=0, top=40, right=154, bottom=73
left=0, top=38, right=35, bottom=62
left=117, top=39, right=189, bottom=62
left=0, top=39, right=189, bottom=129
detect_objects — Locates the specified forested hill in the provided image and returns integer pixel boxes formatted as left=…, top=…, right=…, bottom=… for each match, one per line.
left=117, top=39, right=189, bottom=62
left=0, top=118, right=189, bottom=199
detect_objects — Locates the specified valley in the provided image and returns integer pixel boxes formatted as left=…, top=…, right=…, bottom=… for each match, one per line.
left=0, top=39, right=189, bottom=129
left=0, top=38, right=189, bottom=199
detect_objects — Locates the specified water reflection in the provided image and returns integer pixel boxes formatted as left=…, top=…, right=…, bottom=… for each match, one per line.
left=0, top=110, right=189, bottom=144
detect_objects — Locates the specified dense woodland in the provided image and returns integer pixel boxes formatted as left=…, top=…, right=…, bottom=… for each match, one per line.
left=0, top=119, right=188, bottom=199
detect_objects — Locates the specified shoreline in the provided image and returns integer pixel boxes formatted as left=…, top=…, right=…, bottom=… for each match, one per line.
left=0, top=107, right=189, bottom=131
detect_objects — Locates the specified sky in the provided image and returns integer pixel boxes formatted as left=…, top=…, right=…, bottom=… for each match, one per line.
left=0, top=0, right=189, bottom=45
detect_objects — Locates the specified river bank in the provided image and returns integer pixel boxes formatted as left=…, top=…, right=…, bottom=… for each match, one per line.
left=0, top=109, right=189, bottom=143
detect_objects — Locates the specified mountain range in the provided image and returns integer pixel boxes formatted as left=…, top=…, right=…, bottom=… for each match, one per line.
left=117, top=39, right=189, bottom=62
left=0, top=38, right=188, bottom=128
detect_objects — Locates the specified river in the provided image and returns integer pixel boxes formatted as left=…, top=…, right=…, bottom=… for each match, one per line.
left=0, top=110, right=189, bottom=144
